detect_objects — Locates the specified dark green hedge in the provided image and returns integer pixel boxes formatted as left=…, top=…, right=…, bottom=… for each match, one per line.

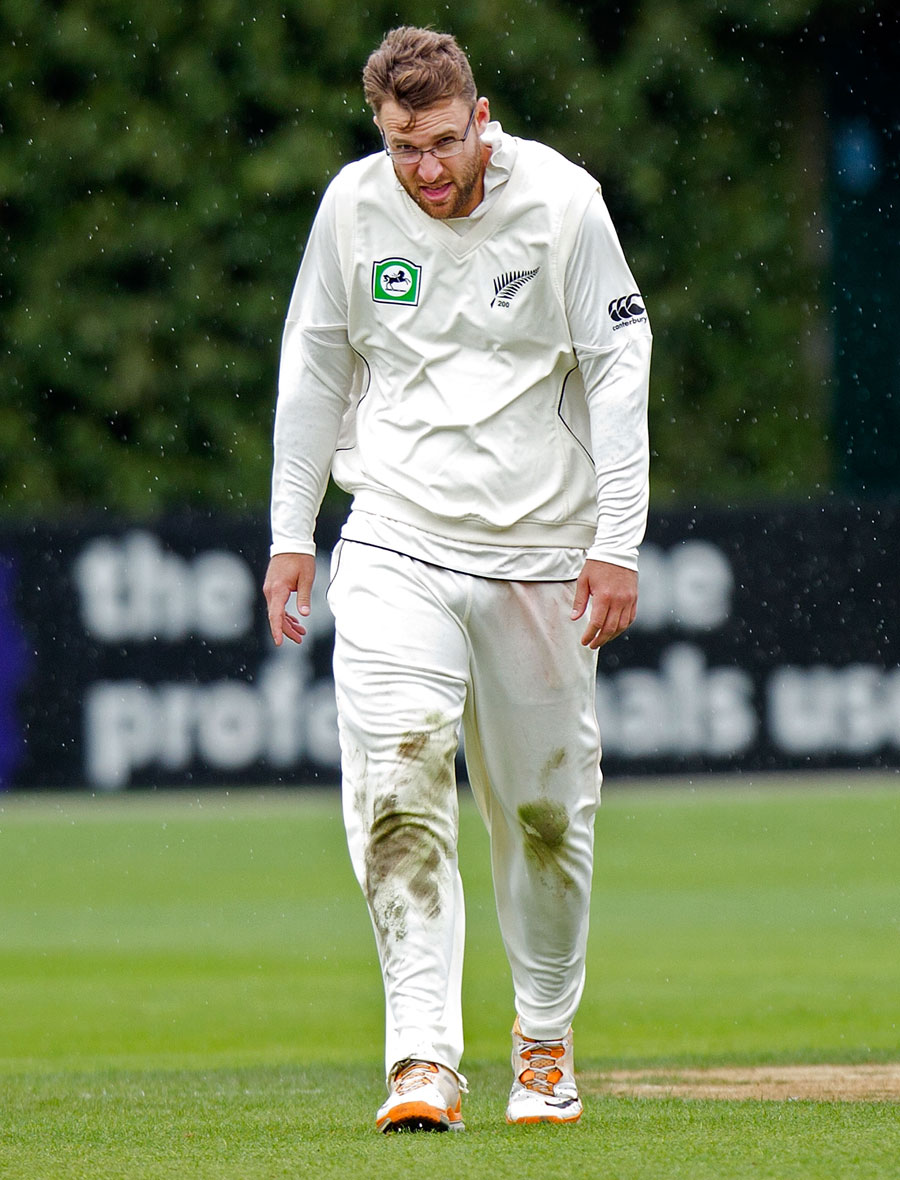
left=0, top=0, right=864, bottom=517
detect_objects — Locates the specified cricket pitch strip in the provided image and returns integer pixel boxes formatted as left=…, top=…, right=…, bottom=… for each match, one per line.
left=582, top=1064, right=900, bottom=1101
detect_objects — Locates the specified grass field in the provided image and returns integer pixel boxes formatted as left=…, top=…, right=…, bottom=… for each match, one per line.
left=1, top=775, right=899, bottom=1178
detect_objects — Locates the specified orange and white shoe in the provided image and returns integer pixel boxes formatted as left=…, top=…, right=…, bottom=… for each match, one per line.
left=375, top=1059, right=466, bottom=1133
left=505, top=1017, right=583, bottom=1124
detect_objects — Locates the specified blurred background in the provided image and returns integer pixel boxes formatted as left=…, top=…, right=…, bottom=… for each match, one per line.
left=1, top=0, right=899, bottom=791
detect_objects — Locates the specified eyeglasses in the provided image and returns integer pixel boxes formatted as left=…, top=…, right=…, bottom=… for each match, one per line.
left=381, top=106, right=477, bottom=165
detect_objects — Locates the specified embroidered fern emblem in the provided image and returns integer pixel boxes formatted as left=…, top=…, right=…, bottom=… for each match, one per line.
left=491, top=267, right=540, bottom=307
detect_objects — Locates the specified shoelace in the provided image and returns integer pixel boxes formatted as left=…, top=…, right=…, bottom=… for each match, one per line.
left=392, top=1060, right=439, bottom=1094
left=517, top=1040, right=566, bottom=1095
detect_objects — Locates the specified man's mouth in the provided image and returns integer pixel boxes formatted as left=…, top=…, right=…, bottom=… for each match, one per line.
left=420, top=181, right=454, bottom=203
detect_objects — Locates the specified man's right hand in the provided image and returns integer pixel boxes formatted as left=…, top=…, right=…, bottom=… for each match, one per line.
left=262, top=552, right=317, bottom=646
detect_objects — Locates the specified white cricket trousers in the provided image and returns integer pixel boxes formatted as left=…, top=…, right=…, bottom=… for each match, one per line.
left=327, top=540, right=602, bottom=1079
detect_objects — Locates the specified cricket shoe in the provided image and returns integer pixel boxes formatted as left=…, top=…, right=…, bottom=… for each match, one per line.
left=375, top=1059, right=466, bottom=1133
left=505, top=1017, right=583, bottom=1124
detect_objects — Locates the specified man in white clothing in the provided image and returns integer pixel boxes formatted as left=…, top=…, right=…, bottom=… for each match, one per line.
left=263, top=25, right=651, bottom=1132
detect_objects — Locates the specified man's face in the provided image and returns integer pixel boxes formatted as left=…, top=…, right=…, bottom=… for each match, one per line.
left=376, top=96, right=490, bottom=220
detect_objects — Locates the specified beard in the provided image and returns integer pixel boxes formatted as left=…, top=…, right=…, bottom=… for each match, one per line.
left=395, top=148, right=484, bottom=220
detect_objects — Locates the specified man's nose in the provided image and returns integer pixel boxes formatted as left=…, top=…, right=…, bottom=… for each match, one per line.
left=416, top=152, right=444, bottom=182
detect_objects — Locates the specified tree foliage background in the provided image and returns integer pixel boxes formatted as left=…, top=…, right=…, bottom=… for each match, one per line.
left=0, top=0, right=883, bottom=518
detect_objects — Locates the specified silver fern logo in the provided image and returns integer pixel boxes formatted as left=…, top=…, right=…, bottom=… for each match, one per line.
left=491, top=267, right=540, bottom=308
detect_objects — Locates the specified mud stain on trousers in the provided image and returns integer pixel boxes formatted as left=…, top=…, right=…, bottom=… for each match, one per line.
left=518, top=797, right=575, bottom=893
left=363, top=719, right=458, bottom=942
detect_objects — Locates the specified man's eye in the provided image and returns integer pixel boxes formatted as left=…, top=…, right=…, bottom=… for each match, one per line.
left=435, top=137, right=455, bottom=147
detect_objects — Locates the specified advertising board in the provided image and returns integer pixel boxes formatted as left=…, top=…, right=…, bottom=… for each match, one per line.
left=1, top=502, right=897, bottom=790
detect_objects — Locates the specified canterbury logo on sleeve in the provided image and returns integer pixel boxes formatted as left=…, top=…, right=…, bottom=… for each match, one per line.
left=608, top=293, right=646, bottom=328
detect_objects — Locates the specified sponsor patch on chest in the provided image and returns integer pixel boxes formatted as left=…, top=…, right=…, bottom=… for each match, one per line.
left=372, top=258, right=422, bottom=305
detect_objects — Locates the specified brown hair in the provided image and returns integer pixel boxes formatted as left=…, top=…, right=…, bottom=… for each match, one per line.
left=362, top=26, right=477, bottom=117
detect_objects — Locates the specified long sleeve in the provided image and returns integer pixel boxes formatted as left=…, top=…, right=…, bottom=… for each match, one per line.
left=564, top=192, right=652, bottom=571
left=270, top=181, right=358, bottom=555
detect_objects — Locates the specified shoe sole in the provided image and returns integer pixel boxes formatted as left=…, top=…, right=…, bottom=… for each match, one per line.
left=506, top=1111, right=581, bottom=1125
left=377, top=1101, right=464, bottom=1133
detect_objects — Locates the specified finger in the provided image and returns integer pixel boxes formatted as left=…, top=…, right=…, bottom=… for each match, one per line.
left=581, top=602, right=610, bottom=647
left=266, top=585, right=292, bottom=647
left=587, top=603, right=635, bottom=649
left=570, top=575, right=590, bottom=621
left=268, top=605, right=285, bottom=646
left=294, top=561, right=317, bottom=621
left=588, top=624, right=616, bottom=650
left=281, top=612, right=308, bottom=644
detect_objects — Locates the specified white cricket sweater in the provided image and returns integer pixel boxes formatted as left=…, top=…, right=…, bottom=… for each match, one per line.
left=271, top=123, right=651, bottom=577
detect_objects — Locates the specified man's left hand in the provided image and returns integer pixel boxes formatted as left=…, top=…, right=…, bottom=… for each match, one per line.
left=570, top=559, right=638, bottom=649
